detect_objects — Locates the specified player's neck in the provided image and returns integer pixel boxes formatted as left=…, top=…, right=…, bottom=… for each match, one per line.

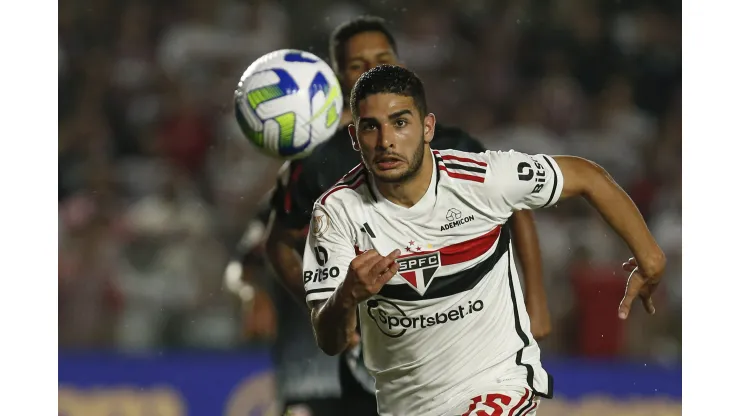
left=375, top=150, right=434, bottom=208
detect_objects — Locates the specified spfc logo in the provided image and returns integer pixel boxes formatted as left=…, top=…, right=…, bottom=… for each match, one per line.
left=397, top=252, right=441, bottom=296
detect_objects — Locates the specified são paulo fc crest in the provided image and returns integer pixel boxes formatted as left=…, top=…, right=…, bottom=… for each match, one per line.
left=397, top=252, right=441, bottom=296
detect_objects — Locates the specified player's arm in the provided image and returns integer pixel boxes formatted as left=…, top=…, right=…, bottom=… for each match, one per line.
left=263, top=161, right=316, bottom=309
left=305, top=203, right=400, bottom=356
left=489, top=151, right=666, bottom=319
left=553, top=156, right=665, bottom=317
left=264, top=218, right=308, bottom=307
left=509, top=210, right=550, bottom=339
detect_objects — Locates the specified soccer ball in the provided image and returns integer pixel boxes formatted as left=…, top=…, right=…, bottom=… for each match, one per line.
left=234, top=49, right=343, bottom=160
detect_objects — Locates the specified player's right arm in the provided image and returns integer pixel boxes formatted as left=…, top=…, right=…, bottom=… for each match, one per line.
left=304, top=202, right=400, bottom=356
left=486, top=150, right=666, bottom=320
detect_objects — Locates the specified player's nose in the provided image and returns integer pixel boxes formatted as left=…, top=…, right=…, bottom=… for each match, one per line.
left=376, top=124, right=396, bottom=149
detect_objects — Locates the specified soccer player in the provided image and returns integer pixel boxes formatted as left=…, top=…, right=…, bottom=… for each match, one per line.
left=303, top=65, right=665, bottom=416
left=232, top=16, right=549, bottom=415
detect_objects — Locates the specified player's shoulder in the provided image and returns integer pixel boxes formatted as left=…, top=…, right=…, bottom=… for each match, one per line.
left=314, top=163, right=370, bottom=212
left=433, top=148, right=491, bottom=184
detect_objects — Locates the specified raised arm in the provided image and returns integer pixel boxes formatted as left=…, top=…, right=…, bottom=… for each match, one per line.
left=554, top=156, right=666, bottom=318
left=486, top=150, right=666, bottom=320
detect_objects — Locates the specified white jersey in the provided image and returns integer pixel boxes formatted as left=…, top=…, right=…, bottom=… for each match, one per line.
left=303, top=148, right=563, bottom=416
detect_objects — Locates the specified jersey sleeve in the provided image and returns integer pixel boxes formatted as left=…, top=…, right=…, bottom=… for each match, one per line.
left=270, top=160, right=318, bottom=230
left=302, top=202, right=356, bottom=303
left=485, top=150, right=564, bottom=211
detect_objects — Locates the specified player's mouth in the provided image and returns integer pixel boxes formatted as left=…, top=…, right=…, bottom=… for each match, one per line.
left=375, top=156, right=404, bottom=170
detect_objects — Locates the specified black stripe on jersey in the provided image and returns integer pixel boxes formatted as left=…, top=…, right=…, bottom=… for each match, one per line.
left=362, top=223, right=377, bottom=238
left=305, top=287, right=336, bottom=297
left=514, top=393, right=535, bottom=416
left=443, top=163, right=487, bottom=174
left=378, top=224, right=511, bottom=301
left=434, top=154, right=443, bottom=195
left=336, top=166, right=365, bottom=187
left=507, top=249, right=554, bottom=399
left=542, top=156, right=558, bottom=207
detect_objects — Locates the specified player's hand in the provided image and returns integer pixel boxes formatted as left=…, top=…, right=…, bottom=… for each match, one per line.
left=618, top=257, right=661, bottom=320
left=341, top=249, right=401, bottom=304
left=525, top=288, right=552, bottom=340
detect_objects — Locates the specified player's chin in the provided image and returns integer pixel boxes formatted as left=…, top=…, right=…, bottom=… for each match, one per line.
left=372, top=167, right=408, bottom=183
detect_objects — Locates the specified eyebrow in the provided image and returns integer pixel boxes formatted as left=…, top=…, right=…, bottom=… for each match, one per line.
left=358, top=109, right=412, bottom=126
left=388, top=109, right=412, bottom=119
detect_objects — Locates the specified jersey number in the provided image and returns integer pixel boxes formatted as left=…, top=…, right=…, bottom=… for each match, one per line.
left=462, top=394, right=512, bottom=416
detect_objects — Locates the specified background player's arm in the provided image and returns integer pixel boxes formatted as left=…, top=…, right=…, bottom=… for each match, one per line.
left=263, top=160, right=318, bottom=309
left=453, top=132, right=551, bottom=339
left=265, top=217, right=309, bottom=308
left=554, top=156, right=666, bottom=280
left=222, top=194, right=277, bottom=340
left=509, top=210, right=550, bottom=340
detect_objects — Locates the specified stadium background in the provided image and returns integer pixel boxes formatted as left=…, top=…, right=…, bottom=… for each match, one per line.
left=58, top=0, right=681, bottom=414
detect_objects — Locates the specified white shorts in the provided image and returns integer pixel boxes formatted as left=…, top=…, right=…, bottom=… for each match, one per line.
left=449, top=387, right=539, bottom=416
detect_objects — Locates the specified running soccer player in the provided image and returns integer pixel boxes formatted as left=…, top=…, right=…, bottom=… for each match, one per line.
left=303, top=65, right=665, bottom=416
left=229, top=16, right=549, bottom=415
left=262, top=16, right=550, bottom=415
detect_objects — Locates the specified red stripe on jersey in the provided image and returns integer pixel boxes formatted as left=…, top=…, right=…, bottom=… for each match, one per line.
left=354, top=227, right=502, bottom=266
left=283, top=164, right=304, bottom=212
left=320, top=175, right=365, bottom=205
left=508, top=389, right=530, bottom=416
left=335, top=163, right=364, bottom=185
left=399, top=225, right=501, bottom=265
left=439, top=154, right=488, bottom=167
left=438, top=164, right=486, bottom=183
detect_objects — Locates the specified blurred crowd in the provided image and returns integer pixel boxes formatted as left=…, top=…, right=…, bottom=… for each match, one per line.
left=58, top=0, right=681, bottom=361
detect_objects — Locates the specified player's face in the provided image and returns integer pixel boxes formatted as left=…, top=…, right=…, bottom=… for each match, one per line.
left=341, top=31, right=399, bottom=93
left=350, top=94, right=435, bottom=183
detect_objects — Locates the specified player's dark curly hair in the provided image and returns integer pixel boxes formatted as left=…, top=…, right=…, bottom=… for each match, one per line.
left=329, top=16, right=398, bottom=73
left=350, top=65, right=428, bottom=120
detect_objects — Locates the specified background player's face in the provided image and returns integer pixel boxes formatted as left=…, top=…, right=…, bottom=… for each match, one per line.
left=350, top=93, right=435, bottom=183
left=340, top=32, right=399, bottom=93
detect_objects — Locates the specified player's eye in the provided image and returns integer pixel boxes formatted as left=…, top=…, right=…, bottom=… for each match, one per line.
left=360, top=123, right=377, bottom=131
left=394, top=119, right=407, bottom=128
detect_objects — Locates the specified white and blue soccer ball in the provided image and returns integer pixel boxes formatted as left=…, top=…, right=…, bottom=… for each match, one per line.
left=234, top=49, right=343, bottom=160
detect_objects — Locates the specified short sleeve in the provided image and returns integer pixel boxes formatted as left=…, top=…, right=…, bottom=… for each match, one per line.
left=485, top=150, right=564, bottom=210
left=302, top=203, right=356, bottom=303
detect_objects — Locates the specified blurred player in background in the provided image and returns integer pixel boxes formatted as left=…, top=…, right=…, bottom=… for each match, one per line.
left=225, top=16, right=552, bottom=416
left=304, top=64, right=665, bottom=416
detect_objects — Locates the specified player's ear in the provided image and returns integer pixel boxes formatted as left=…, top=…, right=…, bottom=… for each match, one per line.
left=348, top=124, right=361, bottom=151
left=423, top=113, right=436, bottom=144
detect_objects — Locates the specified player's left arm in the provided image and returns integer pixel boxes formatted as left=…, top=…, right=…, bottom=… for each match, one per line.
left=488, top=151, right=666, bottom=320
left=554, top=156, right=666, bottom=318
